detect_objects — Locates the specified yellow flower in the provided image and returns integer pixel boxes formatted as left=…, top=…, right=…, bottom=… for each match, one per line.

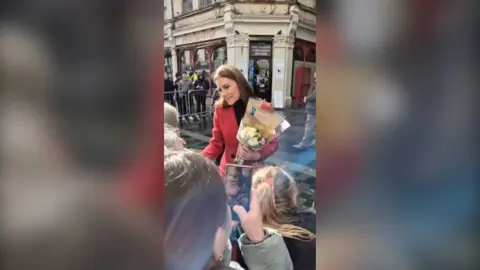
left=240, top=127, right=256, bottom=139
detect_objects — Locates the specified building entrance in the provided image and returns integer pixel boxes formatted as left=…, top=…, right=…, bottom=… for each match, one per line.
left=248, top=40, right=273, bottom=102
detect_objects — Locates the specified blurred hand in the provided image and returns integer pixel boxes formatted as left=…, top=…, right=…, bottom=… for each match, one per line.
left=238, top=146, right=261, bottom=161
left=303, top=97, right=307, bottom=103
left=233, top=189, right=264, bottom=243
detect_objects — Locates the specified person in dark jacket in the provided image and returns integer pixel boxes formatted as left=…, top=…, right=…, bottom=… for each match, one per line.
left=193, top=71, right=210, bottom=114
left=164, top=72, right=175, bottom=105
left=294, top=71, right=316, bottom=149
left=250, top=166, right=316, bottom=270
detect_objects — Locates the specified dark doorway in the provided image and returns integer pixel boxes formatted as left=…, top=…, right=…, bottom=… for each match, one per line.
left=248, top=40, right=273, bottom=102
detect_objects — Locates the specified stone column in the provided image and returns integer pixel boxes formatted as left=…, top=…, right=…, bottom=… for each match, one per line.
left=284, top=5, right=300, bottom=108
left=271, top=35, right=290, bottom=109
left=223, top=4, right=249, bottom=78
left=167, top=24, right=178, bottom=75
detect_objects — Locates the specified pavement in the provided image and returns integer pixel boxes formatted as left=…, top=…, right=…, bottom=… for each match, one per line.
left=179, top=107, right=316, bottom=211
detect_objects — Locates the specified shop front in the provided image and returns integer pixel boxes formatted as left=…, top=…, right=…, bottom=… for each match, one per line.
left=248, top=39, right=273, bottom=102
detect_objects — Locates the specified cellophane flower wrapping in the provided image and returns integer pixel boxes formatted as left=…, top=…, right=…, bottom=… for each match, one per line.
left=235, top=99, right=291, bottom=164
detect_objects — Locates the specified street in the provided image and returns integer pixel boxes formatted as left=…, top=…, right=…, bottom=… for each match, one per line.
left=179, top=108, right=316, bottom=212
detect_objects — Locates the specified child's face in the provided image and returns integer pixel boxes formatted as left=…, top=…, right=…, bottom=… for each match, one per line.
left=241, top=168, right=250, bottom=177
left=227, top=166, right=237, bottom=176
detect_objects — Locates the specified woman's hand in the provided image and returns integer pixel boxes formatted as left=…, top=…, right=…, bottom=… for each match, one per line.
left=237, top=146, right=261, bottom=161
left=233, top=189, right=265, bottom=243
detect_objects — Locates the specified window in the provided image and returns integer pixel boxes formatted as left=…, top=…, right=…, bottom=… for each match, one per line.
left=293, top=46, right=304, bottom=61
left=195, top=48, right=210, bottom=76
left=164, top=51, right=172, bottom=79
left=212, top=46, right=227, bottom=71
left=181, top=50, right=192, bottom=72
left=200, top=0, right=213, bottom=8
left=305, top=48, right=316, bottom=62
left=183, top=0, right=193, bottom=13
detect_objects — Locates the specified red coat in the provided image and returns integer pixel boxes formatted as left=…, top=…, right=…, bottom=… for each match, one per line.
left=201, top=104, right=278, bottom=175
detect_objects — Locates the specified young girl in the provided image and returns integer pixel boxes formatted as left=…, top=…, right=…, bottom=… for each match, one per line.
left=252, top=166, right=316, bottom=270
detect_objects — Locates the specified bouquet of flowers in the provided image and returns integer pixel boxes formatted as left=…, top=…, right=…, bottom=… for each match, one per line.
left=235, top=98, right=290, bottom=164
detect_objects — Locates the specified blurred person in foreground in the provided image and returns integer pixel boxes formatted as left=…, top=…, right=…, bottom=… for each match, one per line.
left=164, top=102, right=180, bottom=128
left=252, top=166, right=316, bottom=269
left=164, top=149, right=294, bottom=270
left=3, top=179, right=162, bottom=270
left=201, top=65, right=278, bottom=176
left=293, top=71, right=316, bottom=149
left=164, top=124, right=185, bottom=151
left=164, top=102, right=186, bottom=147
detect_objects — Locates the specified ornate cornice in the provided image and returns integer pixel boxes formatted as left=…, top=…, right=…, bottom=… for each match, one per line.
left=273, top=35, right=295, bottom=48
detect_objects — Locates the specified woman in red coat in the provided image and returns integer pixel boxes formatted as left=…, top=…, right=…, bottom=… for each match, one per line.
left=201, top=65, right=278, bottom=176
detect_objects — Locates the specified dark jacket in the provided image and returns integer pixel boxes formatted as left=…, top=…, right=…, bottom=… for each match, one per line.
left=283, top=211, right=316, bottom=270
left=194, top=79, right=210, bottom=91
left=305, top=82, right=316, bottom=115
left=211, top=88, right=220, bottom=115
left=164, top=79, right=174, bottom=92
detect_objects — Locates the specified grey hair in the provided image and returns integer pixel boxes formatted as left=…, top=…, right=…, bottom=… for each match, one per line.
left=164, top=124, right=184, bottom=150
left=164, top=102, right=179, bottom=128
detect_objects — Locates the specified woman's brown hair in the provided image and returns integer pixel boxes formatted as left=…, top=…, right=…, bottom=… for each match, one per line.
left=213, top=65, right=255, bottom=108
left=253, top=166, right=315, bottom=241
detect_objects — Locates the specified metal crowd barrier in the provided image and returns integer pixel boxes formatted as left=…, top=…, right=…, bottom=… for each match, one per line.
left=164, top=89, right=212, bottom=122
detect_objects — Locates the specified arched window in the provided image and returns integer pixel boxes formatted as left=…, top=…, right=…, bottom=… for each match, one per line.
left=195, top=48, right=209, bottom=76
left=293, top=46, right=304, bottom=62
left=212, top=46, right=227, bottom=71
left=181, top=50, right=192, bottom=72
left=164, top=50, right=172, bottom=79
left=306, top=48, right=316, bottom=63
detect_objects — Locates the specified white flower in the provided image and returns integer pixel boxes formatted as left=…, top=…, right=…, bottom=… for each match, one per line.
left=247, top=137, right=259, bottom=147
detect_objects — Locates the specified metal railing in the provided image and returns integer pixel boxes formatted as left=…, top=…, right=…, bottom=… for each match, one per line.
left=164, top=89, right=212, bottom=122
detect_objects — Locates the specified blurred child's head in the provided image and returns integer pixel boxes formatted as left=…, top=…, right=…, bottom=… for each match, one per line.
left=253, top=166, right=315, bottom=240
left=226, top=165, right=237, bottom=177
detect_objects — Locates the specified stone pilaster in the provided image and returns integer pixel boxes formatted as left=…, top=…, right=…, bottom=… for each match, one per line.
left=167, top=23, right=178, bottom=76
left=223, top=4, right=249, bottom=78
left=271, top=5, right=299, bottom=108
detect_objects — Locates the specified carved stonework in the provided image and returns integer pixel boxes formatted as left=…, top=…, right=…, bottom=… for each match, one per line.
left=234, top=34, right=249, bottom=47
left=176, top=29, right=216, bottom=46
left=273, top=35, right=292, bottom=48
left=288, top=5, right=300, bottom=37
left=223, top=4, right=235, bottom=36
left=286, top=35, right=295, bottom=49
left=166, top=24, right=176, bottom=47
left=226, top=35, right=235, bottom=48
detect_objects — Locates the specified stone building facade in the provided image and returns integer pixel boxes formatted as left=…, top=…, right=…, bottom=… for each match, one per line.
left=164, top=0, right=316, bottom=108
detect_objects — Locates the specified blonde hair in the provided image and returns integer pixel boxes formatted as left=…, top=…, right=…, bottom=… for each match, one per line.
left=253, top=166, right=315, bottom=241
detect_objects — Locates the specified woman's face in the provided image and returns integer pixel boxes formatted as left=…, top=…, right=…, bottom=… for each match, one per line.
left=241, top=168, right=250, bottom=177
left=216, top=77, right=240, bottom=105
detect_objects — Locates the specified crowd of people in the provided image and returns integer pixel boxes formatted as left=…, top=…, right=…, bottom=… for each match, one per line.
left=163, top=64, right=316, bottom=269
left=164, top=69, right=213, bottom=117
